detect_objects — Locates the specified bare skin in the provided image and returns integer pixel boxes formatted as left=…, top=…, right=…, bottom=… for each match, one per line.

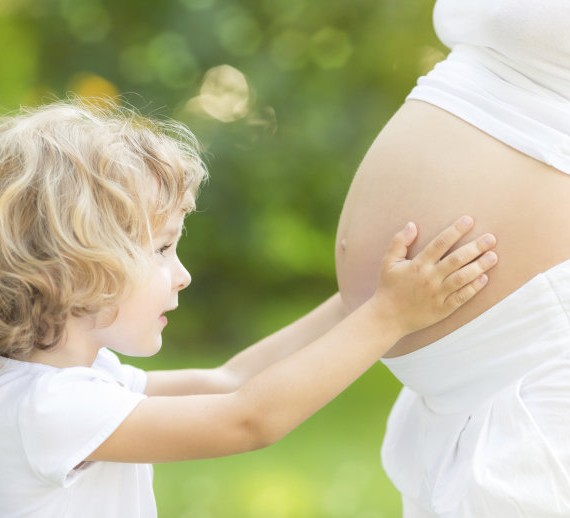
left=85, top=217, right=496, bottom=463
left=336, top=100, right=570, bottom=357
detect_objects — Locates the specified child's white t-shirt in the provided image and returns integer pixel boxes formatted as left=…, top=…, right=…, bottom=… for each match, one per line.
left=0, top=348, right=156, bottom=517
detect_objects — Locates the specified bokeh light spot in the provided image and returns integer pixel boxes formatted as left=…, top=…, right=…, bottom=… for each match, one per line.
left=310, top=27, right=353, bottom=69
left=59, top=0, right=111, bottom=42
left=147, top=32, right=198, bottom=88
left=217, top=8, right=262, bottom=56
left=120, top=44, right=153, bottom=84
left=67, top=73, right=119, bottom=102
left=185, top=65, right=250, bottom=122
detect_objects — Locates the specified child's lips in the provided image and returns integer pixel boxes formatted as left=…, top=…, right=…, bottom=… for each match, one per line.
left=159, top=306, right=177, bottom=325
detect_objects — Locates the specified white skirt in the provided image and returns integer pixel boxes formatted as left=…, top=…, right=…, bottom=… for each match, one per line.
left=381, top=259, right=570, bottom=517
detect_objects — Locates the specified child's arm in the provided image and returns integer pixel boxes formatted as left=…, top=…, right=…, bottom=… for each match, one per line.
left=144, top=293, right=346, bottom=396
left=145, top=218, right=495, bottom=398
left=87, top=216, right=497, bottom=463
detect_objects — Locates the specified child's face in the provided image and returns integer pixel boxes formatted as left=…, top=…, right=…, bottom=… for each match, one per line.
left=92, top=211, right=191, bottom=357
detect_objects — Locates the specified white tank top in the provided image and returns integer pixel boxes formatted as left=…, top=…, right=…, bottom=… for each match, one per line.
left=408, top=0, right=570, bottom=173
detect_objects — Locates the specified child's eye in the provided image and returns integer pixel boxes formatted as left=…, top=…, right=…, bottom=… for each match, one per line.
left=156, top=244, right=172, bottom=256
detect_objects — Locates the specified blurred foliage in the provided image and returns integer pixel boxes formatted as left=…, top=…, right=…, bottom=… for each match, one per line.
left=0, top=0, right=446, bottom=515
left=0, top=0, right=445, bottom=353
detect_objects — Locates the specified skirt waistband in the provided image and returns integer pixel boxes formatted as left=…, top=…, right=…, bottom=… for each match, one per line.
left=382, top=259, right=570, bottom=414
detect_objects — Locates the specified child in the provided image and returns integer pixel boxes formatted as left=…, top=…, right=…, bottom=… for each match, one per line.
left=0, top=100, right=498, bottom=517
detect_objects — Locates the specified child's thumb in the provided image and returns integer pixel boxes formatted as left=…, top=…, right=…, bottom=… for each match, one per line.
left=400, top=222, right=418, bottom=246
left=384, top=222, right=418, bottom=264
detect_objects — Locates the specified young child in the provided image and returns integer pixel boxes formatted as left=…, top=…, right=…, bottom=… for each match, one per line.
left=0, top=100, right=498, bottom=517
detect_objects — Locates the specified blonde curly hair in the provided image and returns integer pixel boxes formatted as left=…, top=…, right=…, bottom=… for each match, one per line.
left=0, top=99, right=207, bottom=360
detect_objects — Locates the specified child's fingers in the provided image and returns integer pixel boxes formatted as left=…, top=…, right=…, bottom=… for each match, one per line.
left=382, top=222, right=418, bottom=265
left=437, top=233, right=497, bottom=279
left=442, top=250, right=498, bottom=294
left=414, top=216, right=475, bottom=265
left=444, top=273, right=490, bottom=312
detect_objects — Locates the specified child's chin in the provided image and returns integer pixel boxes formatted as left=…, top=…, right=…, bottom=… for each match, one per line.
left=140, top=342, right=163, bottom=357
left=116, top=340, right=162, bottom=358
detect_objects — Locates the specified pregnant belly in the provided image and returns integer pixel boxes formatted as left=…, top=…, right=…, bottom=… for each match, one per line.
left=336, top=100, right=570, bottom=357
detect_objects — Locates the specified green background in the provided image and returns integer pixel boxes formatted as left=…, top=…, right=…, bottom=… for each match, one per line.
left=0, top=0, right=446, bottom=515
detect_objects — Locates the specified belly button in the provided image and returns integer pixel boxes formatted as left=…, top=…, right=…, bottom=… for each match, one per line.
left=339, top=237, right=348, bottom=253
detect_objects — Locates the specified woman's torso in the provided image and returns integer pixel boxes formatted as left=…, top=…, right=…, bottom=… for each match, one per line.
left=336, top=100, right=570, bottom=357
left=336, top=0, right=570, bottom=358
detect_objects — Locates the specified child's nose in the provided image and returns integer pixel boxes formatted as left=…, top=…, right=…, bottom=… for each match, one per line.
left=175, top=259, right=191, bottom=291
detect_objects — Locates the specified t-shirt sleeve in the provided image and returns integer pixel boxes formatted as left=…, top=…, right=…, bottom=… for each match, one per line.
left=93, top=348, right=148, bottom=394
left=18, top=365, right=147, bottom=487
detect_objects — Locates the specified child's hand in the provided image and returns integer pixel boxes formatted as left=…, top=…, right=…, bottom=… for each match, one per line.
left=374, top=216, right=497, bottom=336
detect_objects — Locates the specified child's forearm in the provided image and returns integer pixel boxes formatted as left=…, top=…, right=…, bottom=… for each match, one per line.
left=230, top=218, right=496, bottom=448
left=87, top=218, right=496, bottom=463
left=89, top=304, right=394, bottom=463
left=233, top=297, right=402, bottom=448
left=145, top=293, right=346, bottom=396
left=219, top=293, right=346, bottom=386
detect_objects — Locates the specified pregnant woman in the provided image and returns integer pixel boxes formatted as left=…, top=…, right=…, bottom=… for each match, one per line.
left=336, top=1, right=570, bottom=516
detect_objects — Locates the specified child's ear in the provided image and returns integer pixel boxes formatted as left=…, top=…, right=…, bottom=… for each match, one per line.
left=92, top=305, right=119, bottom=328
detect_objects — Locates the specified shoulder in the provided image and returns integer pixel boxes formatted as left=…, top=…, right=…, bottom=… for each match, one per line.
left=93, top=348, right=148, bottom=392
left=21, top=354, right=146, bottom=416
left=0, top=351, right=146, bottom=419
left=15, top=357, right=148, bottom=485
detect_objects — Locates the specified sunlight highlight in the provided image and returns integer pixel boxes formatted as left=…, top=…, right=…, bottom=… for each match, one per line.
left=185, top=65, right=250, bottom=122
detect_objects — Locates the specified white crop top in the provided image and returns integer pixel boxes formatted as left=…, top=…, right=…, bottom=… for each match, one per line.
left=408, top=0, right=570, bottom=174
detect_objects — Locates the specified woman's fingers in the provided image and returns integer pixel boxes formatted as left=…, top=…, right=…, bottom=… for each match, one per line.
left=413, top=216, right=475, bottom=265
